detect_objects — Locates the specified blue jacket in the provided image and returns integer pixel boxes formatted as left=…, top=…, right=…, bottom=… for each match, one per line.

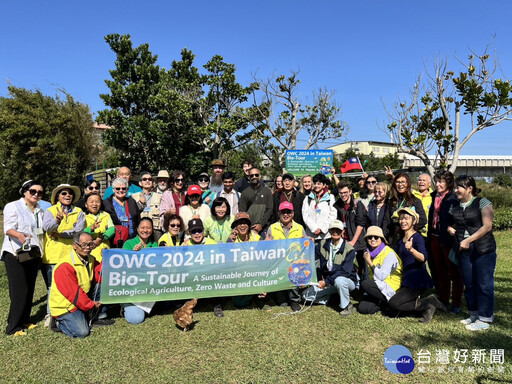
left=315, top=239, right=358, bottom=286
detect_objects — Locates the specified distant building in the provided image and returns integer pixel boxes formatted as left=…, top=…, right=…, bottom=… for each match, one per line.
left=327, top=141, right=406, bottom=159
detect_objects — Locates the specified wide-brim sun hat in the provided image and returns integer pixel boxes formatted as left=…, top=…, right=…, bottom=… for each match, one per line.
left=364, top=226, right=387, bottom=244
left=231, top=212, right=252, bottom=229
left=51, top=184, right=81, bottom=205
left=396, top=207, right=419, bottom=224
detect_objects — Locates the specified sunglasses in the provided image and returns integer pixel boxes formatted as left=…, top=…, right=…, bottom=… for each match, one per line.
left=249, top=174, right=260, bottom=178
left=115, top=187, right=127, bottom=191
left=366, top=181, right=377, bottom=185
left=175, top=179, right=184, bottom=183
left=169, top=224, right=181, bottom=228
left=60, top=191, right=73, bottom=196
left=280, top=210, right=293, bottom=215
left=190, top=229, right=203, bottom=234
left=367, top=235, right=381, bottom=241
left=198, top=178, right=209, bottom=183
left=28, top=189, right=43, bottom=197
left=141, top=177, right=153, bottom=182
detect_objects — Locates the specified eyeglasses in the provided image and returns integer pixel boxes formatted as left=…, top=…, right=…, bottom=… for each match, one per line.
left=190, top=229, right=203, bottom=234
left=198, top=178, right=209, bottom=183
left=141, top=177, right=153, bottom=182
left=169, top=224, right=181, bottom=228
left=395, top=180, right=408, bottom=185
left=115, top=187, right=127, bottom=191
left=175, top=179, right=184, bottom=184
left=28, top=189, right=43, bottom=197
left=87, top=186, right=100, bottom=191
left=75, top=242, right=94, bottom=249
left=366, top=181, right=377, bottom=185
left=367, top=236, right=381, bottom=241
left=249, top=174, right=260, bottom=178
left=60, top=191, right=73, bottom=196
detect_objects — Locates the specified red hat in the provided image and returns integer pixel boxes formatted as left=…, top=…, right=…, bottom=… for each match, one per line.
left=279, top=202, right=294, bottom=211
left=187, top=185, right=202, bottom=196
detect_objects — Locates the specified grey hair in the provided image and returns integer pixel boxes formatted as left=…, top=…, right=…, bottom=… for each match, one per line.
left=73, top=231, right=93, bottom=243
left=112, top=177, right=129, bottom=189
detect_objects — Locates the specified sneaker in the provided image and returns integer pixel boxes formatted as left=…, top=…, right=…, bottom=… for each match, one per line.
left=419, top=304, right=436, bottom=323
left=44, top=314, right=51, bottom=327
left=290, top=302, right=301, bottom=312
left=465, top=319, right=490, bottom=331
left=460, top=316, right=478, bottom=325
left=423, top=294, right=447, bottom=312
left=91, top=318, right=116, bottom=328
left=339, top=303, right=354, bottom=316
left=23, top=323, right=38, bottom=330
left=213, top=305, right=224, bottom=318
left=13, top=330, right=27, bottom=337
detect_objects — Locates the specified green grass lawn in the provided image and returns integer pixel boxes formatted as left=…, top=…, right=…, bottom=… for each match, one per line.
left=0, top=220, right=511, bottom=383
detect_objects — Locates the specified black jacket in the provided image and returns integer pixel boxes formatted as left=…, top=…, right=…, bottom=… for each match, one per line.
left=333, top=196, right=367, bottom=251
left=427, top=190, right=458, bottom=247
left=103, top=196, right=140, bottom=230
left=271, top=190, right=305, bottom=226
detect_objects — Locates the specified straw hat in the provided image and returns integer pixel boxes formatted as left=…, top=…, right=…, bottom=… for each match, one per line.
left=364, top=226, right=387, bottom=243
left=396, top=207, right=419, bottom=224
left=51, top=184, right=81, bottom=205
left=231, top=212, right=252, bottom=229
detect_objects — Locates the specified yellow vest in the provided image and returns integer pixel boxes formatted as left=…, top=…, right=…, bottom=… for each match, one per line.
left=43, top=204, right=84, bottom=264
left=369, top=246, right=402, bottom=292
left=413, top=188, right=432, bottom=237
left=85, top=212, right=111, bottom=263
left=49, top=250, right=94, bottom=317
left=269, top=221, right=304, bottom=240
left=235, top=232, right=260, bottom=243
left=158, top=233, right=184, bottom=247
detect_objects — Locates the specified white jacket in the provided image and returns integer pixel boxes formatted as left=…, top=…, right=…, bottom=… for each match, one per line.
left=302, top=192, right=337, bottom=240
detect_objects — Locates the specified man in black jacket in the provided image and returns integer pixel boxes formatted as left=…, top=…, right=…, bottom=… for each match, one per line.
left=271, top=173, right=304, bottom=226
left=333, top=181, right=367, bottom=280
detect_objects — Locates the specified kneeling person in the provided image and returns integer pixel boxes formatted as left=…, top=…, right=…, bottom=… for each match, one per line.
left=49, top=232, right=111, bottom=338
left=303, top=220, right=358, bottom=316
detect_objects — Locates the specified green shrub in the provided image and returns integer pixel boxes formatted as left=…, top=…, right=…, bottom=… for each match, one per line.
left=494, top=208, right=512, bottom=230
left=478, top=182, right=512, bottom=209
left=493, top=174, right=512, bottom=187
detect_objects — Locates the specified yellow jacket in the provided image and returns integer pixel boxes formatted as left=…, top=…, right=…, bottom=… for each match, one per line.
left=269, top=221, right=304, bottom=240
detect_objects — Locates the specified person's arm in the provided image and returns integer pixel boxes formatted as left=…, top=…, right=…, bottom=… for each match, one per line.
left=59, top=210, right=86, bottom=238
left=349, top=203, right=366, bottom=246
left=460, top=205, right=494, bottom=250
left=159, top=191, right=176, bottom=217
left=103, top=214, right=116, bottom=240
left=53, top=263, right=96, bottom=312
left=373, top=251, right=399, bottom=282
left=405, top=233, right=427, bottom=262
left=413, top=198, right=427, bottom=231
left=325, top=248, right=356, bottom=285
left=43, top=209, right=59, bottom=232
left=260, top=190, right=274, bottom=228
left=238, top=190, right=248, bottom=213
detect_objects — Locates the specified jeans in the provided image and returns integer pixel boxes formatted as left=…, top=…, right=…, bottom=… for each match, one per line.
left=56, top=310, right=90, bottom=338
left=43, top=264, right=55, bottom=315
left=302, top=276, right=357, bottom=310
left=122, top=304, right=146, bottom=324
left=458, top=244, right=496, bottom=322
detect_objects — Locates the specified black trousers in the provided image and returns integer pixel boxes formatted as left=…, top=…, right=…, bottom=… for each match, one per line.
left=388, top=287, right=422, bottom=312
left=358, top=279, right=387, bottom=314
left=3, top=252, right=40, bottom=334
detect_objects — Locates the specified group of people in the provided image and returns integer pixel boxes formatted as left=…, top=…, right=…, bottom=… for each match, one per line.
left=1, top=159, right=497, bottom=338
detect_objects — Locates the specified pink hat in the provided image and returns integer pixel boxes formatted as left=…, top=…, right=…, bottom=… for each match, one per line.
left=279, top=202, right=294, bottom=211
left=187, top=185, right=202, bottom=196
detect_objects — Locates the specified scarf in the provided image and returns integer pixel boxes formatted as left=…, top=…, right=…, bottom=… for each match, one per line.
left=368, top=242, right=386, bottom=260
left=433, top=190, right=449, bottom=229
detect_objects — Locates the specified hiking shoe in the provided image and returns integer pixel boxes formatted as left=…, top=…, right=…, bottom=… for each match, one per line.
left=340, top=303, right=354, bottom=316
left=465, top=319, right=490, bottom=331
left=23, top=323, right=38, bottom=330
left=92, top=319, right=115, bottom=328
left=423, top=294, right=447, bottom=312
left=13, top=330, right=27, bottom=337
left=213, top=305, right=224, bottom=318
left=449, top=306, right=461, bottom=315
left=290, top=302, right=301, bottom=312
left=419, top=303, right=436, bottom=323
left=460, top=316, right=478, bottom=325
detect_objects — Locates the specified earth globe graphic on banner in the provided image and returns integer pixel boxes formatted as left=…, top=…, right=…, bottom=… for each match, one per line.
left=287, top=241, right=313, bottom=286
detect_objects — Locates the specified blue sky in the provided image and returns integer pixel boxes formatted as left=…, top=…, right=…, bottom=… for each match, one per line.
left=1, top=1, right=512, bottom=155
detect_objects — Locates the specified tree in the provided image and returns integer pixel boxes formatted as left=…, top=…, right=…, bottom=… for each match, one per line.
left=0, top=86, right=98, bottom=206
left=243, top=71, right=348, bottom=168
left=98, top=34, right=252, bottom=176
left=384, top=45, right=512, bottom=178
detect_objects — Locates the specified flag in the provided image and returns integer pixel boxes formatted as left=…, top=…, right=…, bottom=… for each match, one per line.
left=340, top=157, right=363, bottom=173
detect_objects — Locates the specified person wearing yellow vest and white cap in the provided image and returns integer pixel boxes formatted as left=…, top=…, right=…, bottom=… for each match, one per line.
left=42, top=184, right=85, bottom=326
left=266, top=201, right=307, bottom=312
left=358, top=226, right=402, bottom=315
left=302, top=220, right=358, bottom=316
left=49, top=232, right=113, bottom=337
